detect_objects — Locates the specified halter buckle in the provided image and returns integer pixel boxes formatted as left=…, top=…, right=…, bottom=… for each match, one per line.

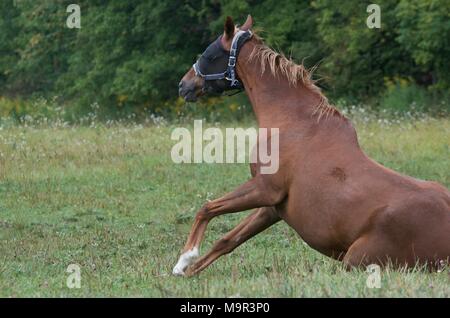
left=228, top=56, right=236, bottom=67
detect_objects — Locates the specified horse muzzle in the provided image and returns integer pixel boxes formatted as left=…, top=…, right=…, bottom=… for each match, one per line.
left=179, top=80, right=200, bottom=102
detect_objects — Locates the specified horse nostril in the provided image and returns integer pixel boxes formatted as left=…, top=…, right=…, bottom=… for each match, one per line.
left=178, top=81, right=186, bottom=97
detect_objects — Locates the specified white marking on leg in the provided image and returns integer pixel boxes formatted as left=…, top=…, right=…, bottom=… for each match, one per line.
left=172, top=247, right=199, bottom=276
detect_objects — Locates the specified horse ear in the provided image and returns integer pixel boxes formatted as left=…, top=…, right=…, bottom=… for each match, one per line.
left=240, top=15, right=253, bottom=31
left=224, top=16, right=235, bottom=39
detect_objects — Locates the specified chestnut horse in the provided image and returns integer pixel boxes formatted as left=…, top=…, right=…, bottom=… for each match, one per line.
left=174, top=15, right=450, bottom=276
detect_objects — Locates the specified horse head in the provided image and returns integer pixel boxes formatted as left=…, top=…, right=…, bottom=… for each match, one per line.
left=178, top=15, right=253, bottom=102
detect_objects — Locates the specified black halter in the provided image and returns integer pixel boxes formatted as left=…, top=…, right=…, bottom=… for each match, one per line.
left=193, top=30, right=253, bottom=94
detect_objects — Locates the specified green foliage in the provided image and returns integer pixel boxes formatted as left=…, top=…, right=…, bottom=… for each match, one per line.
left=395, top=0, right=450, bottom=89
left=0, top=0, right=449, bottom=118
left=315, top=0, right=413, bottom=99
left=56, top=1, right=209, bottom=113
left=381, top=82, right=429, bottom=113
left=0, top=1, right=20, bottom=91
left=9, top=0, right=77, bottom=96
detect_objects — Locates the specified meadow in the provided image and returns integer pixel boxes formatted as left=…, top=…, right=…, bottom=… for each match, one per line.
left=0, top=108, right=449, bottom=297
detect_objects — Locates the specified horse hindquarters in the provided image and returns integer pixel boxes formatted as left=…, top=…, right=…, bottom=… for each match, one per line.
left=343, top=194, right=450, bottom=270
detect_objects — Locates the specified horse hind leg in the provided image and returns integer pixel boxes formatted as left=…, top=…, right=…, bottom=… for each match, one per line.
left=342, top=232, right=409, bottom=270
left=344, top=196, right=450, bottom=271
left=343, top=231, right=450, bottom=272
left=184, top=206, right=280, bottom=277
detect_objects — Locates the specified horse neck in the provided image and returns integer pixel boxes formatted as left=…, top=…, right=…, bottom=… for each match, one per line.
left=236, top=40, right=322, bottom=129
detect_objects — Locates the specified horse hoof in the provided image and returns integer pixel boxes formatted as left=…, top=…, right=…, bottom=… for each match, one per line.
left=172, top=265, right=186, bottom=276
left=172, top=247, right=199, bottom=276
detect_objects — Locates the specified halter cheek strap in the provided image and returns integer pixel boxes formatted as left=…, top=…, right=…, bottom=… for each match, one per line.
left=193, top=30, right=253, bottom=90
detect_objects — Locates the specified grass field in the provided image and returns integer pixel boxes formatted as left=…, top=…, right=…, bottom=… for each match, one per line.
left=0, top=111, right=449, bottom=297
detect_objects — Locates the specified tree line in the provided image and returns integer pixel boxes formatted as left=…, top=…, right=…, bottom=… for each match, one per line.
left=1, top=0, right=449, bottom=119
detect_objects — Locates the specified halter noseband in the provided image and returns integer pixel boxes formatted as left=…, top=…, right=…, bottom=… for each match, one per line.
left=193, top=30, right=253, bottom=92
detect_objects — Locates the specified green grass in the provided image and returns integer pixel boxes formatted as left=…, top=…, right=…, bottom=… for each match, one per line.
left=0, top=113, right=449, bottom=297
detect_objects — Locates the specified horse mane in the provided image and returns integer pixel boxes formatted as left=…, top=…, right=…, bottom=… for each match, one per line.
left=248, top=33, right=341, bottom=120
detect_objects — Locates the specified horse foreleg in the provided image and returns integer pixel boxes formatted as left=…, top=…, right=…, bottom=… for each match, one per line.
left=172, top=177, right=284, bottom=276
left=185, top=207, right=280, bottom=277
